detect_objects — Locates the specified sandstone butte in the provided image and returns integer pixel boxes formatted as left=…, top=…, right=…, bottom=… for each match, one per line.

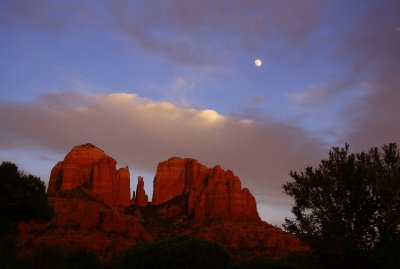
left=47, top=143, right=131, bottom=206
left=18, top=143, right=308, bottom=262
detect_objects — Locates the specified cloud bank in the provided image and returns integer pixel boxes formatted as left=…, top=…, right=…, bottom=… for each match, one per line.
left=0, top=92, right=326, bottom=224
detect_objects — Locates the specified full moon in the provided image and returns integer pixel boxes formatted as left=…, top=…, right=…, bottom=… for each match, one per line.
left=255, top=59, right=262, bottom=67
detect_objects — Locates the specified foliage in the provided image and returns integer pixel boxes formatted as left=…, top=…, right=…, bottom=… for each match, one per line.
left=0, top=161, right=54, bottom=268
left=117, top=235, right=231, bottom=269
left=283, top=143, right=400, bottom=267
left=0, top=161, right=53, bottom=231
left=18, top=246, right=104, bottom=269
left=229, top=253, right=314, bottom=269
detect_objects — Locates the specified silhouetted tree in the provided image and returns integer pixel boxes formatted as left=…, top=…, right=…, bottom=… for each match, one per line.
left=118, top=235, right=231, bottom=269
left=18, top=246, right=103, bottom=269
left=0, top=161, right=54, bottom=268
left=0, top=161, right=53, bottom=230
left=283, top=143, right=400, bottom=268
left=229, top=253, right=313, bottom=269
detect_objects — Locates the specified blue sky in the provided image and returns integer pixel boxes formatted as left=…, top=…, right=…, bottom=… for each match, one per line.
left=1, top=0, right=399, bottom=225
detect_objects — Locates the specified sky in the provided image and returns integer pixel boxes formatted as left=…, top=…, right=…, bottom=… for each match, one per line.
left=0, top=0, right=399, bottom=226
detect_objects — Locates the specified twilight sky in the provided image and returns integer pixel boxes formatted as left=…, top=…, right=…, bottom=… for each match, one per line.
left=1, top=0, right=399, bottom=225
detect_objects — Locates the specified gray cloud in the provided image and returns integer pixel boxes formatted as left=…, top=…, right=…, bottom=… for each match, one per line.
left=281, top=1, right=400, bottom=150
left=1, top=0, right=324, bottom=67
left=338, top=1, right=400, bottom=150
left=0, top=0, right=96, bottom=31
left=106, top=0, right=324, bottom=66
left=0, top=92, right=326, bottom=224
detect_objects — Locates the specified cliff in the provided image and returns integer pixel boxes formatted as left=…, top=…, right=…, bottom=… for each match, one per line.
left=152, top=157, right=260, bottom=223
left=18, top=143, right=307, bottom=262
left=47, top=143, right=130, bottom=206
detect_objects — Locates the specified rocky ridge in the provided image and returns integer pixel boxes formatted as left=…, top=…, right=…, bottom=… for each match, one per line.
left=19, top=143, right=307, bottom=261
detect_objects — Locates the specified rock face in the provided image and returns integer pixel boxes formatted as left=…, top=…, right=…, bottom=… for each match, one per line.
left=18, top=194, right=149, bottom=262
left=47, top=143, right=130, bottom=206
left=134, top=176, right=148, bottom=206
left=19, top=144, right=308, bottom=263
left=152, top=157, right=260, bottom=223
left=49, top=196, right=146, bottom=239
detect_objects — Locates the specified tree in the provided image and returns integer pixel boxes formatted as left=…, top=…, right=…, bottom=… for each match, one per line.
left=0, top=161, right=54, bottom=268
left=0, top=161, right=53, bottom=231
left=283, top=143, right=400, bottom=267
left=119, top=235, right=231, bottom=269
left=19, top=246, right=103, bottom=269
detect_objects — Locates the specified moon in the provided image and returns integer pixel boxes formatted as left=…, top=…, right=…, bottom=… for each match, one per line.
left=255, top=59, right=262, bottom=67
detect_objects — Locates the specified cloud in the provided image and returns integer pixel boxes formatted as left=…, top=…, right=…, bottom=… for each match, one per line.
left=1, top=0, right=324, bottom=68
left=249, top=96, right=265, bottom=105
left=336, top=0, right=400, bottom=150
left=0, top=92, right=326, bottom=224
left=287, top=77, right=372, bottom=108
left=280, top=0, right=400, bottom=151
left=287, top=85, right=333, bottom=106
left=0, top=0, right=96, bottom=31
left=106, top=0, right=324, bottom=66
left=166, top=76, right=195, bottom=103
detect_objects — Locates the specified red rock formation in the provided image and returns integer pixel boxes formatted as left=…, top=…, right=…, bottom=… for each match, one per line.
left=192, top=221, right=308, bottom=259
left=152, top=158, right=190, bottom=205
left=152, top=157, right=260, bottom=223
left=18, top=195, right=150, bottom=262
left=135, top=176, right=149, bottom=206
left=20, top=146, right=307, bottom=262
left=47, top=143, right=130, bottom=206
left=194, top=166, right=259, bottom=222
left=114, top=167, right=131, bottom=206
left=47, top=161, right=63, bottom=194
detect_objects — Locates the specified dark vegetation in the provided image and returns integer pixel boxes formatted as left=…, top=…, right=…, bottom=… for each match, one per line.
left=8, top=235, right=305, bottom=269
left=0, top=161, right=53, bottom=269
left=114, top=236, right=307, bottom=269
left=284, top=143, right=400, bottom=268
left=0, top=162, right=53, bottom=231
left=1, top=142, right=399, bottom=268
left=116, top=235, right=231, bottom=269
left=18, top=247, right=104, bottom=269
